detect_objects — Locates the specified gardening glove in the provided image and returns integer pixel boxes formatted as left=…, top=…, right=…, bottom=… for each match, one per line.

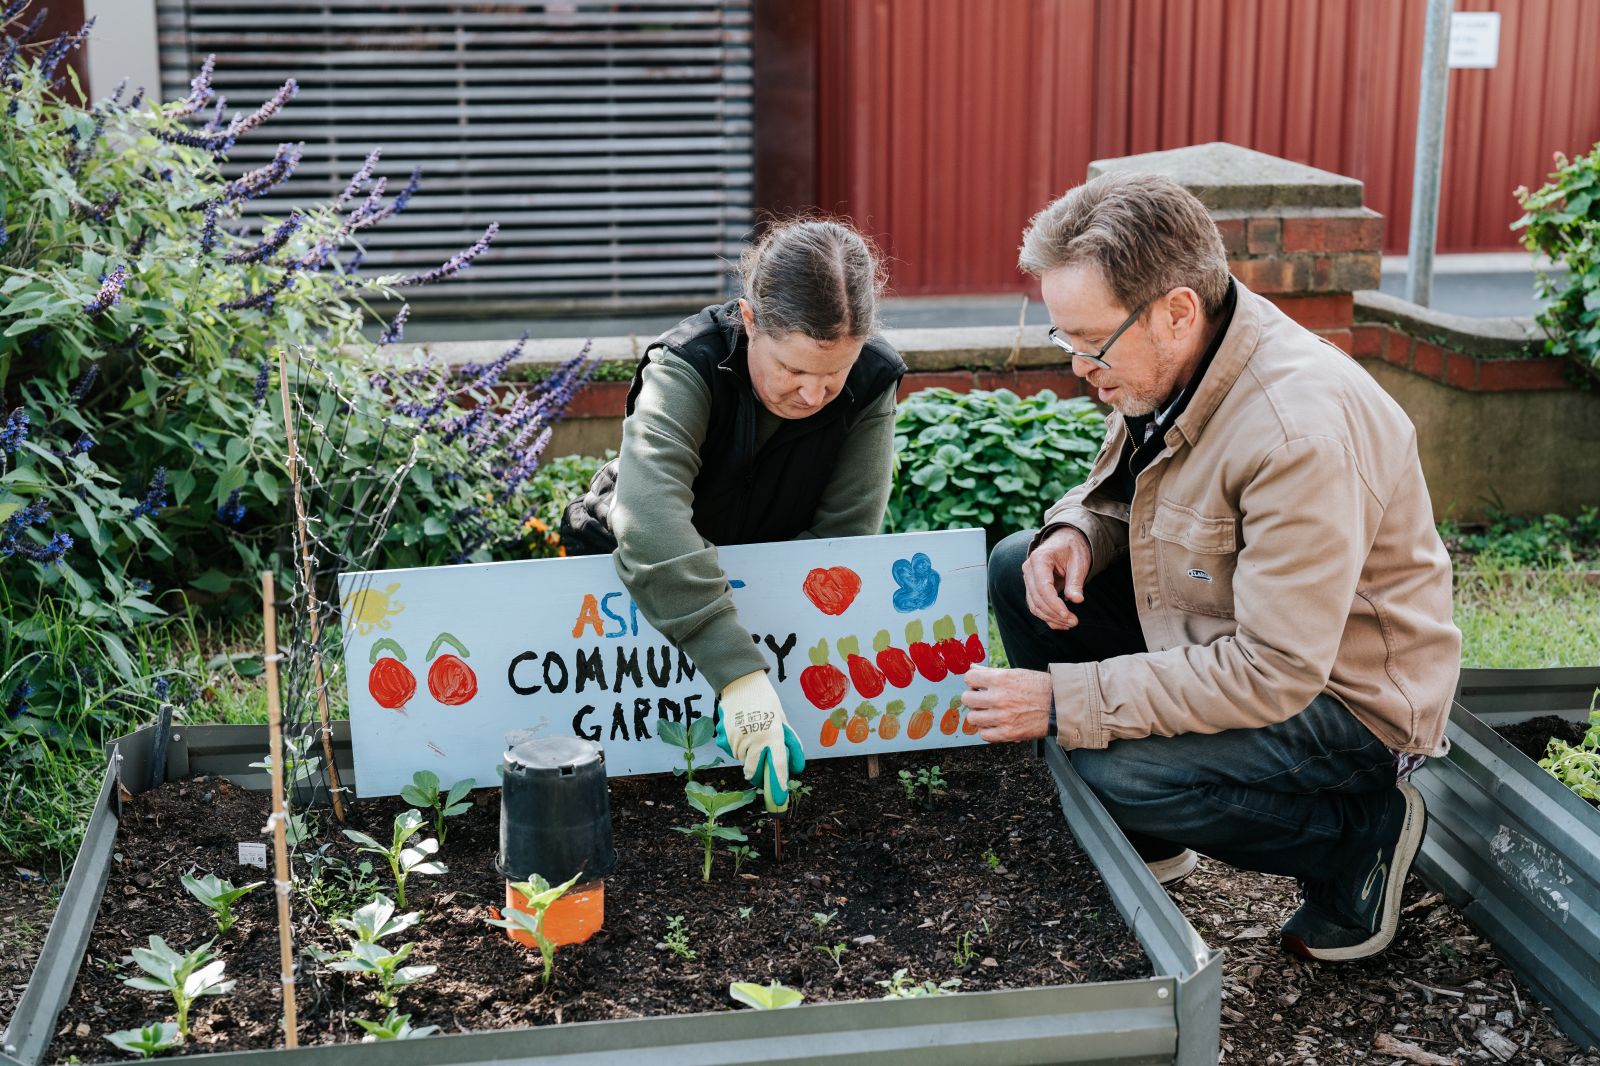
left=715, top=669, right=806, bottom=814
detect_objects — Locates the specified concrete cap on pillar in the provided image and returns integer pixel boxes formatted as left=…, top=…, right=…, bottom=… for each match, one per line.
left=1087, top=142, right=1365, bottom=211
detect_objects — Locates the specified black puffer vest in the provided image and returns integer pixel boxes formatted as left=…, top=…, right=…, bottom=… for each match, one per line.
left=560, top=300, right=905, bottom=554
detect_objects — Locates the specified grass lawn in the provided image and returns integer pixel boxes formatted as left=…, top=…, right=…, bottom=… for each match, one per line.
left=1455, top=564, right=1600, bottom=669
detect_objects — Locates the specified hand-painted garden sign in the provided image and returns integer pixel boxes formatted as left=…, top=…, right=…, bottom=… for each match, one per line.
left=339, top=529, right=987, bottom=797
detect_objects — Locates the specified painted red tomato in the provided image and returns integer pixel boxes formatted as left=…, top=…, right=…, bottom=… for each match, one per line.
left=369, top=656, right=416, bottom=711
left=428, top=654, right=478, bottom=706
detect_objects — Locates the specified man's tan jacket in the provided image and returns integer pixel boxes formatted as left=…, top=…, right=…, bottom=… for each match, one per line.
left=1044, top=283, right=1460, bottom=756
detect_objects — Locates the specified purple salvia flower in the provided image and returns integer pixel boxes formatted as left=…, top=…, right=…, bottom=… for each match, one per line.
left=343, top=251, right=365, bottom=275
left=84, top=264, right=127, bottom=316
left=170, top=54, right=217, bottom=119
left=223, top=212, right=301, bottom=265
left=70, top=363, right=99, bottom=403
left=63, top=433, right=93, bottom=458
left=336, top=148, right=382, bottom=205
left=127, top=224, right=150, bottom=257
left=344, top=175, right=387, bottom=229
left=104, top=78, right=127, bottom=107
left=2, top=1, right=28, bottom=22
left=393, top=222, right=499, bottom=286
left=40, top=19, right=93, bottom=85
left=439, top=404, right=489, bottom=446
left=7, top=530, right=73, bottom=564
left=0, top=217, right=8, bottom=249
left=229, top=78, right=297, bottom=138
left=379, top=303, right=410, bottom=345
left=0, top=407, right=27, bottom=452
left=15, top=7, right=45, bottom=43
left=216, top=488, right=245, bottom=526
left=198, top=199, right=219, bottom=255
left=84, top=190, right=123, bottom=221
left=203, top=94, right=228, bottom=131
left=349, top=167, right=422, bottom=231
left=124, top=86, right=145, bottom=112
left=130, top=467, right=167, bottom=518
left=218, top=267, right=297, bottom=312
left=0, top=36, right=17, bottom=84
left=498, top=427, right=554, bottom=497
left=296, top=237, right=337, bottom=272
left=223, top=141, right=302, bottom=204
left=155, top=122, right=235, bottom=154
left=253, top=362, right=271, bottom=407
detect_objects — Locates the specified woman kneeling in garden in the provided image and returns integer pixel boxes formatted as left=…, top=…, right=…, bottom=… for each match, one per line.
left=562, top=219, right=905, bottom=812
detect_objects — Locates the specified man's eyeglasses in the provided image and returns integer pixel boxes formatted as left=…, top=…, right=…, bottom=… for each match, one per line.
left=1047, top=299, right=1150, bottom=371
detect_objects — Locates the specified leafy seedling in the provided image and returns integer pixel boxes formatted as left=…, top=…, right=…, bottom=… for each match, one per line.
left=1539, top=691, right=1600, bottom=802
left=878, top=968, right=962, bottom=998
left=656, top=714, right=717, bottom=782
left=333, top=894, right=420, bottom=944
left=729, top=981, right=804, bottom=1010
left=343, top=809, right=447, bottom=908
left=104, top=1021, right=182, bottom=1058
left=675, top=780, right=757, bottom=881
left=898, top=764, right=946, bottom=809
left=400, top=770, right=476, bottom=845
left=952, top=929, right=979, bottom=968
left=484, top=871, right=582, bottom=988
left=327, top=940, right=435, bottom=1008
left=664, top=915, right=696, bottom=961
left=816, top=942, right=847, bottom=975
left=249, top=734, right=322, bottom=789
left=180, top=872, right=263, bottom=935
left=121, top=936, right=236, bottom=1039
left=982, top=849, right=1001, bottom=872
left=354, top=1010, right=441, bottom=1041
left=811, top=910, right=837, bottom=930
left=726, top=843, right=758, bottom=877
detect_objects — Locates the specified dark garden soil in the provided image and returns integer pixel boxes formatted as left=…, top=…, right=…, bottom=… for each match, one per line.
left=47, top=744, right=1149, bottom=1060
left=1494, top=715, right=1589, bottom=764
left=0, top=862, right=56, bottom=1032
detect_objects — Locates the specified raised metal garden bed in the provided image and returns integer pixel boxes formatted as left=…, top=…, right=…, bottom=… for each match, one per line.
left=1412, top=666, right=1600, bottom=1050
left=3, top=724, right=1221, bottom=1066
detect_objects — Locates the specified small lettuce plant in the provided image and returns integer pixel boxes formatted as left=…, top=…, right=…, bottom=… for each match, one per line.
left=103, top=1021, right=182, bottom=1058
left=120, top=936, right=235, bottom=1039
left=343, top=809, right=447, bottom=908
left=180, top=871, right=263, bottom=934
left=400, top=770, right=475, bottom=845
left=1539, top=692, right=1600, bottom=803
left=878, top=969, right=962, bottom=998
left=484, top=871, right=581, bottom=988
left=729, top=981, right=804, bottom=1010
left=354, top=1010, right=441, bottom=1041
left=676, top=781, right=756, bottom=881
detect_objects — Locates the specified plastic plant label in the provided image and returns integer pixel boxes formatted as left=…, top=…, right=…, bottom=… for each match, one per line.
left=237, top=842, right=268, bottom=869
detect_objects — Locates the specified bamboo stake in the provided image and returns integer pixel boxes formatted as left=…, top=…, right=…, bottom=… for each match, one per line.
left=866, top=755, right=881, bottom=779
left=262, top=571, right=299, bottom=1049
left=276, top=349, right=346, bottom=823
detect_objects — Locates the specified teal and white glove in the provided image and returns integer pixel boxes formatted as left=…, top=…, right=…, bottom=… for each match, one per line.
left=715, top=669, right=806, bottom=813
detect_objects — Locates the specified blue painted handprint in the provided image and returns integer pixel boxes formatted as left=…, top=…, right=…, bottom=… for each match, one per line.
left=891, top=553, right=941, bottom=613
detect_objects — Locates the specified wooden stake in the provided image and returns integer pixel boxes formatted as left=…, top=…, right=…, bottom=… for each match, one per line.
left=866, top=755, right=881, bottom=779
left=262, top=571, right=299, bottom=1049
left=276, top=349, right=346, bottom=823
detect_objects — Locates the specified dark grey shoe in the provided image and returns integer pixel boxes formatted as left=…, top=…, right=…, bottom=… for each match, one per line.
left=1281, top=780, right=1426, bottom=962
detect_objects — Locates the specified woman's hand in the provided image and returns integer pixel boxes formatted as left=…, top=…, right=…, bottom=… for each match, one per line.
left=716, top=670, right=806, bottom=812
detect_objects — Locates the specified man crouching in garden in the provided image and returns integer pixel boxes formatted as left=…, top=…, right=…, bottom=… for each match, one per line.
left=962, top=171, right=1461, bottom=962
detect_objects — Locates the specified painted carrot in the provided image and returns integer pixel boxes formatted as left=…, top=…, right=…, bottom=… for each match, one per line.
left=962, top=613, right=987, bottom=665
left=939, top=695, right=962, bottom=736
left=800, top=639, right=849, bottom=710
left=961, top=697, right=980, bottom=735
left=820, top=706, right=848, bottom=748
left=907, top=694, right=938, bottom=740
left=932, top=615, right=972, bottom=675
left=878, top=698, right=905, bottom=740
left=845, top=701, right=878, bottom=744
left=873, top=629, right=916, bottom=688
left=838, top=635, right=885, bottom=699
left=905, top=620, right=948, bottom=683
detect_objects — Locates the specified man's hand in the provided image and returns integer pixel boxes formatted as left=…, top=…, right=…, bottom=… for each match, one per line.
left=715, top=670, right=805, bottom=812
left=1023, top=525, right=1092, bottom=630
left=961, top=666, right=1053, bottom=743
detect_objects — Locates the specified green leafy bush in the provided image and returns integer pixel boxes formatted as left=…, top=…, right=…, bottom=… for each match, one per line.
left=1514, top=145, right=1600, bottom=378
left=887, top=388, right=1104, bottom=546
left=1439, top=506, right=1600, bottom=568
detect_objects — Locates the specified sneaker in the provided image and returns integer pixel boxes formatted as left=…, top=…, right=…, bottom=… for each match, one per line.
left=1146, top=849, right=1199, bottom=885
left=1281, top=780, right=1427, bottom=962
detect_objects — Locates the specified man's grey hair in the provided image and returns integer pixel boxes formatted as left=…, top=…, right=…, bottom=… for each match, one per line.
left=1018, top=172, right=1231, bottom=318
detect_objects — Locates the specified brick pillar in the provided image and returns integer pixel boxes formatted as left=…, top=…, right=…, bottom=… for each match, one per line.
left=1088, top=143, right=1383, bottom=353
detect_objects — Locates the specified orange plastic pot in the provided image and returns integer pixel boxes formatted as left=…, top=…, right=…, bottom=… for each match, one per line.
left=503, top=879, right=606, bottom=948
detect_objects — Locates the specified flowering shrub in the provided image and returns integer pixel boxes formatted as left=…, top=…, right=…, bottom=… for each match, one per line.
left=0, top=5, right=593, bottom=625
left=1514, top=145, right=1600, bottom=379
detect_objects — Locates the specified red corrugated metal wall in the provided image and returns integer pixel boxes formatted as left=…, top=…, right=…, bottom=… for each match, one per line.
left=813, top=0, right=1600, bottom=295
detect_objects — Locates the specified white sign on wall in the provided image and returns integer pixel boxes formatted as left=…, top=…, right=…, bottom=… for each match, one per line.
left=338, top=530, right=990, bottom=797
left=1448, top=12, right=1500, bottom=69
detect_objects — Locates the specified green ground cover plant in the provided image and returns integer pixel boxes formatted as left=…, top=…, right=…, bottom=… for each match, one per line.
left=1515, top=143, right=1600, bottom=378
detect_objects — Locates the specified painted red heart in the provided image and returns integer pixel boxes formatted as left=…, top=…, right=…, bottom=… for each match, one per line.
left=803, top=566, right=862, bottom=616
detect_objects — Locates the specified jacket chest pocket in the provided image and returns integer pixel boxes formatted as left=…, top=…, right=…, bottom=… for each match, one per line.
left=1151, top=501, right=1239, bottom=618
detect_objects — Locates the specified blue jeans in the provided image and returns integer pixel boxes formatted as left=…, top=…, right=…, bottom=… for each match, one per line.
left=990, top=530, right=1399, bottom=879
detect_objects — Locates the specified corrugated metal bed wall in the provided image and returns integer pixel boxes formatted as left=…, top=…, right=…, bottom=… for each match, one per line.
left=155, top=0, right=754, bottom=316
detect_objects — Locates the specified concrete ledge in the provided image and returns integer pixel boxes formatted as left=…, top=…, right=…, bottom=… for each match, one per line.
left=1354, top=290, right=1544, bottom=359
left=1089, top=143, right=1365, bottom=210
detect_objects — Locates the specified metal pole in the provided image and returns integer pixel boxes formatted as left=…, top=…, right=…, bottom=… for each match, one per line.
left=1405, top=0, right=1454, bottom=307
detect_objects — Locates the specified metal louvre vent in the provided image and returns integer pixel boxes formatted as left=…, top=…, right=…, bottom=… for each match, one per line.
left=155, top=0, right=753, bottom=316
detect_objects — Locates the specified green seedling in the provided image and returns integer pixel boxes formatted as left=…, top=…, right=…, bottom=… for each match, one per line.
left=726, top=843, right=758, bottom=877
left=343, top=809, right=447, bottom=908
left=729, top=981, right=804, bottom=1010
left=333, top=894, right=420, bottom=944
left=786, top=778, right=814, bottom=817
left=400, top=770, right=476, bottom=845
left=952, top=929, right=979, bottom=968
left=1539, top=692, right=1600, bottom=802
left=326, top=940, right=435, bottom=1008
left=121, top=936, right=236, bottom=1039
left=656, top=715, right=718, bottom=782
left=354, top=1010, right=441, bottom=1042
left=982, top=849, right=1001, bottom=871
left=811, top=910, right=837, bottom=930
left=877, top=968, right=962, bottom=998
left=249, top=734, right=322, bottom=789
left=816, top=942, right=847, bottom=975
left=297, top=847, right=381, bottom=923
left=738, top=906, right=754, bottom=921
left=104, top=1021, right=182, bottom=1057
left=898, top=764, right=947, bottom=808
left=675, top=780, right=757, bottom=881
left=664, top=915, right=696, bottom=961
left=180, top=872, right=263, bottom=935
left=485, top=871, right=582, bottom=988
left=284, top=812, right=315, bottom=847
